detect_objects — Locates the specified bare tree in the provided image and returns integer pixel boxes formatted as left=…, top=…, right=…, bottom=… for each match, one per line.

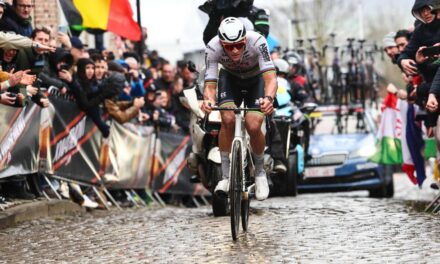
left=268, top=0, right=356, bottom=50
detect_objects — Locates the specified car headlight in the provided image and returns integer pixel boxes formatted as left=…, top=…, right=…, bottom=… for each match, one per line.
left=351, top=145, right=377, bottom=158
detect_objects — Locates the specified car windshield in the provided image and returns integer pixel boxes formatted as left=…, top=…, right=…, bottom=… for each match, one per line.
left=311, top=106, right=376, bottom=135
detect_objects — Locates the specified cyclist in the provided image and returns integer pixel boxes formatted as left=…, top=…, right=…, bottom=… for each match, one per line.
left=201, top=17, right=277, bottom=201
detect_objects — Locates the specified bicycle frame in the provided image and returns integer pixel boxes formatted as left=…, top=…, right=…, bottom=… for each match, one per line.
left=213, top=107, right=257, bottom=193
left=211, top=106, right=259, bottom=240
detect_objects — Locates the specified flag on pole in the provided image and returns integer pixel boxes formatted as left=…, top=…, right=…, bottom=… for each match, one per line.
left=370, top=85, right=427, bottom=187
left=369, top=91, right=403, bottom=164
left=59, top=0, right=141, bottom=41
left=404, top=104, right=426, bottom=187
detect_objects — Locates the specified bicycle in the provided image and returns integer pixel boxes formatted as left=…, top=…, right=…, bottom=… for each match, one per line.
left=210, top=105, right=262, bottom=241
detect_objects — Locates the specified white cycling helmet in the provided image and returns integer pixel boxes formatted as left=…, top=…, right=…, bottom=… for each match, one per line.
left=218, top=17, right=246, bottom=44
left=273, top=59, right=289, bottom=74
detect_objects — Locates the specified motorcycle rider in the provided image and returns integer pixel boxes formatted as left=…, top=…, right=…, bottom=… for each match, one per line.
left=199, top=0, right=269, bottom=45
left=201, top=17, right=277, bottom=201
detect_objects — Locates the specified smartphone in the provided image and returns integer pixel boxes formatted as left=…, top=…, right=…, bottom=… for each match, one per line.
left=58, top=25, right=68, bottom=34
left=421, top=46, right=440, bottom=57
left=7, top=92, right=17, bottom=98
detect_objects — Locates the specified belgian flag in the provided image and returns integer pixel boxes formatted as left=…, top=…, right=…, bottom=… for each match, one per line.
left=59, top=0, right=141, bottom=41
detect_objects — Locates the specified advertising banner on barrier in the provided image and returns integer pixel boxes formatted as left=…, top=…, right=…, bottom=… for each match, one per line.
left=152, top=132, right=206, bottom=195
left=44, top=96, right=102, bottom=184
left=0, top=94, right=205, bottom=195
left=105, top=122, right=153, bottom=189
left=0, top=104, right=40, bottom=178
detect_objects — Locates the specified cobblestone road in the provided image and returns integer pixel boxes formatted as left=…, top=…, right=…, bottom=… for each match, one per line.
left=1, top=174, right=440, bottom=263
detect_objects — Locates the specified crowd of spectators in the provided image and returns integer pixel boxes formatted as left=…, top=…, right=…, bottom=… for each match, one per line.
left=5, top=0, right=438, bottom=209
left=0, top=0, right=194, bottom=208
left=380, top=0, right=440, bottom=189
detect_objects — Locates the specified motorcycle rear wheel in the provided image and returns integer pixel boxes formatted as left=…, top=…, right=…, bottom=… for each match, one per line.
left=208, top=161, right=229, bottom=217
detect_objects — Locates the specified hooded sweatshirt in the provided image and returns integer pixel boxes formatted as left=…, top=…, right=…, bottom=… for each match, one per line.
left=397, top=0, right=440, bottom=81
left=411, top=0, right=433, bottom=23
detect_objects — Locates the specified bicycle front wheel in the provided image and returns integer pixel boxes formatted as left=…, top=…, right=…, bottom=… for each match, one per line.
left=230, top=141, right=242, bottom=241
left=241, top=196, right=250, bottom=231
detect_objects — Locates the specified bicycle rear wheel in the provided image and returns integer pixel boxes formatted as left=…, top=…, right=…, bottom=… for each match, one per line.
left=230, top=141, right=242, bottom=241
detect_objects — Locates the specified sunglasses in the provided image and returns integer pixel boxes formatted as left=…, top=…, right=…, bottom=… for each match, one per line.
left=222, top=41, right=246, bottom=52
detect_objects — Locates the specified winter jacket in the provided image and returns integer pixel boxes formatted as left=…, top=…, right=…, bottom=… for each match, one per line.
left=68, top=78, right=106, bottom=111
left=104, top=99, right=140, bottom=124
left=0, top=32, right=33, bottom=50
left=397, top=18, right=440, bottom=82
left=411, top=0, right=433, bottom=23
left=0, top=4, right=32, bottom=37
left=0, top=71, right=9, bottom=82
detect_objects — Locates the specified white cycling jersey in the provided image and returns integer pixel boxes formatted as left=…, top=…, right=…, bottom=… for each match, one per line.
left=204, top=30, right=275, bottom=82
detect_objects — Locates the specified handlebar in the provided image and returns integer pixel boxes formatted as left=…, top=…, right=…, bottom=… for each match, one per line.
left=206, top=106, right=272, bottom=131
left=210, top=107, right=261, bottom=112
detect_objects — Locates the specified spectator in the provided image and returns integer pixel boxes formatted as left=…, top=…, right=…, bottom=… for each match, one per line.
left=393, top=29, right=416, bottom=101
left=0, top=0, right=33, bottom=37
left=91, top=54, right=108, bottom=83
left=0, top=69, right=35, bottom=106
left=153, top=63, right=175, bottom=91
left=170, top=75, right=191, bottom=134
left=107, top=60, right=125, bottom=74
left=144, top=89, right=175, bottom=131
left=15, top=27, right=56, bottom=107
left=394, top=29, right=412, bottom=54
left=283, top=52, right=308, bottom=103
left=103, top=72, right=146, bottom=124
left=46, top=48, right=74, bottom=95
left=70, top=58, right=115, bottom=137
left=70, top=36, right=89, bottom=64
left=125, top=56, right=145, bottom=97
left=398, top=1, right=440, bottom=76
left=178, top=61, right=196, bottom=89
left=0, top=1, right=54, bottom=53
left=146, top=50, right=163, bottom=75
left=382, top=32, right=399, bottom=64
left=0, top=48, right=27, bottom=106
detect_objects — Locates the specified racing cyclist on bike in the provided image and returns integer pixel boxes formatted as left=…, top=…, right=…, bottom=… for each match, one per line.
left=201, top=17, right=277, bottom=201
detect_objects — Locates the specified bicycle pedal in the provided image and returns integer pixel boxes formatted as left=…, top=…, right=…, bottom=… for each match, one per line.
left=247, top=184, right=255, bottom=195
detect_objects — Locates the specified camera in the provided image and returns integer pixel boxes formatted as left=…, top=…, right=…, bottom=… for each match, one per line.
left=6, top=92, right=17, bottom=98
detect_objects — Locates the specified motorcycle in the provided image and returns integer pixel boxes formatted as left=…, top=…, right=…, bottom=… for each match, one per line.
left=182, top=65, right=228, bottom=216
left=271, top=101, right=317, bottom=196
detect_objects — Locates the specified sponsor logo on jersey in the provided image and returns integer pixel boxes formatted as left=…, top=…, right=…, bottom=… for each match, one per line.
left=259, top=43, right=270, bottom=62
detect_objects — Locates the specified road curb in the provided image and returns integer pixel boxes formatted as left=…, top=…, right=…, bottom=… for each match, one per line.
left=0, top=200, right=85, bottom=230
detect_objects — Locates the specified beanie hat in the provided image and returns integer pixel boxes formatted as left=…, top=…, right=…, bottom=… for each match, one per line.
left=382, top=32, right=396, bottom=48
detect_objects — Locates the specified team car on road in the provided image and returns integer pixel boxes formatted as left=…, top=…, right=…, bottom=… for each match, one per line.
left=298, top=105, right=394, bottom=198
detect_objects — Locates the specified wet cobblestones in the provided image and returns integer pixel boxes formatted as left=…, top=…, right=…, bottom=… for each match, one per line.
left=1, top=175, right=440, bottom=263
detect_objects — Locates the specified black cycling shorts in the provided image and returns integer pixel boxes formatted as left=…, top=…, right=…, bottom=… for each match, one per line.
left=217, top=69, right=264, bottom=110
